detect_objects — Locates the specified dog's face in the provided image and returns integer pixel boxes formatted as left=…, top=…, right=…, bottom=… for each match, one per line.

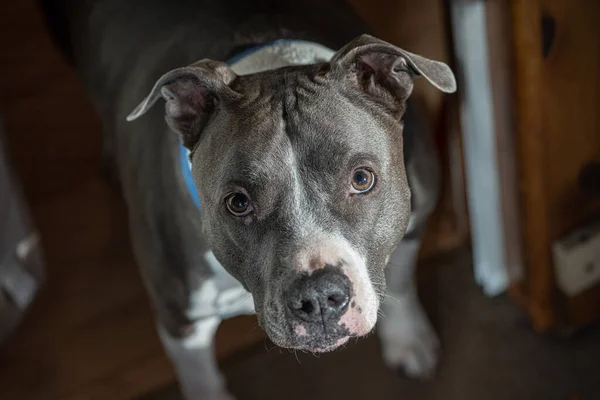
left=128, top=35, right=455, bottom=352
left=194, top=74, right=409, bottom=351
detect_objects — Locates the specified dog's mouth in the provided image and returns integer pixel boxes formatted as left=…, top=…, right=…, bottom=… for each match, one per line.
left=304, top=336, right=350, bottom=353
left=260, top=309, right=376, bottom=354
left=258, top=288, right=378, bottom=353
left=271, top=332, right=353, bottom=353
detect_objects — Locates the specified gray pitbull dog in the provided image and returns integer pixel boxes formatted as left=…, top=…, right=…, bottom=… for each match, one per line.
left=41, top=0, right=456, bottom=398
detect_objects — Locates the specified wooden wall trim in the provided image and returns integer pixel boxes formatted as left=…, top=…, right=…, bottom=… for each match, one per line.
left=510, top=0, right=556, bottom=332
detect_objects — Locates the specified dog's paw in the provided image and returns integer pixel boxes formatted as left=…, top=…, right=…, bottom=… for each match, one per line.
left=211, top=392, right=236, bottom=400
left=378, top=297, right=440, bottom=379
left=380, top=322, right=439, bottom=379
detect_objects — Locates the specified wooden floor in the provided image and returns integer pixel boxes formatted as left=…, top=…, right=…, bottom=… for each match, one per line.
left=0, top=1, right=460, bottom=399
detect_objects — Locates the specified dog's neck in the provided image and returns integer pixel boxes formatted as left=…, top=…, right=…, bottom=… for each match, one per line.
left=180, top=39, right=335, bottom=208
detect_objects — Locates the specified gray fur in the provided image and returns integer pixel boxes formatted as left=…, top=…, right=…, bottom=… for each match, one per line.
left=40, top=0, right=456, bottom=398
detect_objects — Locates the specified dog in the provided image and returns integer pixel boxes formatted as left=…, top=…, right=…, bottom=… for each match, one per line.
left=40, top=0, right=456, bottom=398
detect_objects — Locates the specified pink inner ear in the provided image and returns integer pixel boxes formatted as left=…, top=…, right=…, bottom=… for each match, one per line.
left=357, top=52, right=404, bottom=75
left=355, top=53, right=397, bottom=90
left=356, top=56, right=376, bottom=77
left=358, top=53, right=393, bottom=72
left=165, top=79, right=207, bottom=119
left=353, top=52, right=414, bottom=118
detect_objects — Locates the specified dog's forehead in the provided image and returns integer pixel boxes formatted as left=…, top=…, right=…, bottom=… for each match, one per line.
left=194, top=66, right=402, bottom=195
left=221, top=106, right=382, bottom=183
left=227, top=66, right=396, bottom=155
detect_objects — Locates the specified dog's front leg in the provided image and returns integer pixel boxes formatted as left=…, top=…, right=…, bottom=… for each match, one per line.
left=154, top=264, right=253, bottom=400
left=378, top=233, right=439, bottom=379
left=159, top=315, right=233, bottom=400
left=377, top=102, right=441, bottom=379
left=127, top=220, right=234, bottom=398
left=155, top=274, right=241, bottom=400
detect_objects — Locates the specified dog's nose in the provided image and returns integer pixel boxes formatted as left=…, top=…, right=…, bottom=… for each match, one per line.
left=286, top=267, right=351, bottom=323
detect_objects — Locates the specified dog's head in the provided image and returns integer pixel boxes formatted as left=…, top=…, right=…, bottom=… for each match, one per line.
left=128, top=35, right=455, bottom=352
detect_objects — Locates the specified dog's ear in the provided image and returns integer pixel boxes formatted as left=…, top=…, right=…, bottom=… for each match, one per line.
left=331, top=34, right=456, bottom=117
left=126, top=60, right=241, bottom=149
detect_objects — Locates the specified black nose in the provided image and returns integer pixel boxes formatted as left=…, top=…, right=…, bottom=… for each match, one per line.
left=285, top=266, right=352, bottom=323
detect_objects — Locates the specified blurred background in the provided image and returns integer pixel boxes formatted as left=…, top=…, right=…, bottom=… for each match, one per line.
left=0, top=0, right=599, bottom=399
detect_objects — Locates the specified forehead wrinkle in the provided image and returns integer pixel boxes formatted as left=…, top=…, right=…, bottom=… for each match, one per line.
left=221, top=109, right=288, bottom=191
left=297, top=91, right=395, bottom=175
left=288, top=111, right=350, bottom=178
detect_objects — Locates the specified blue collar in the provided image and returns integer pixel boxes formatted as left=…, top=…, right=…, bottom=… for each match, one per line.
left=179, top=143, right=201, bottom=208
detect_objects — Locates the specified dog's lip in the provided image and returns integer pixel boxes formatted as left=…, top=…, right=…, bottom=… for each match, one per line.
left=303, top=336, right=350, bottom=353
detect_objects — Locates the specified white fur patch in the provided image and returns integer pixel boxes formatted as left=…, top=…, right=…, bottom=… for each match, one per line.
left=202, top=251, right=255, bottom=318
left=16, top=232, right=39, bottom=260
left=229, top=41, right=335, bottom=76
left=160, top=317, right=220, bottom=351
left=158, top=318, right=232, bottom=399
left=186, top=279, right=219, bottom=320
left=335, top=238, right=379, bottom=335
left=405, top=213, right=416, bottom=235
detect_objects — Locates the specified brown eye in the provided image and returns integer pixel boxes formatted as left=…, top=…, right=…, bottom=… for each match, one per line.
left=351, top=169, right=375, bottom=194
left=225, top=193, right=253, bottom=216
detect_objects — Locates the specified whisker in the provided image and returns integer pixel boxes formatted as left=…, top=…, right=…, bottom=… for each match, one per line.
left=294, top=349, right=301, bottom=364
left=373, top=290, right=401, bottom=303
left=383, top=293, right=401, bottom=302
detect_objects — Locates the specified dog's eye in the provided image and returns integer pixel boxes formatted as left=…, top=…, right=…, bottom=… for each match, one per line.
left=351, top=169, right=375, bottom=194
left=225, top=193, right=253, bottom=216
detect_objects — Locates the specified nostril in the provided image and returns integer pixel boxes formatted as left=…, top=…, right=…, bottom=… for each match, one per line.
left=301, top=300, right=315, bottom=315
left=287, top=296, right=320, bottom=322
left=327, top=293, right=349, bottom=309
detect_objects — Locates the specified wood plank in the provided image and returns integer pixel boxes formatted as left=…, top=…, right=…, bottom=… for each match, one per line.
left=510, top=0, right=600, bottom=332
left=541, top=0, right=600, bottom=330
left=539, top=0, right=600, bottom=237
left=510, top=0, right=556, bottom=332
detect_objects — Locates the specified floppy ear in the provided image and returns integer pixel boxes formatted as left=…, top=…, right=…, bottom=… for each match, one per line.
left=331, top=34, right=456, bottom=118
left=126, top=60, right=241, bottom=149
